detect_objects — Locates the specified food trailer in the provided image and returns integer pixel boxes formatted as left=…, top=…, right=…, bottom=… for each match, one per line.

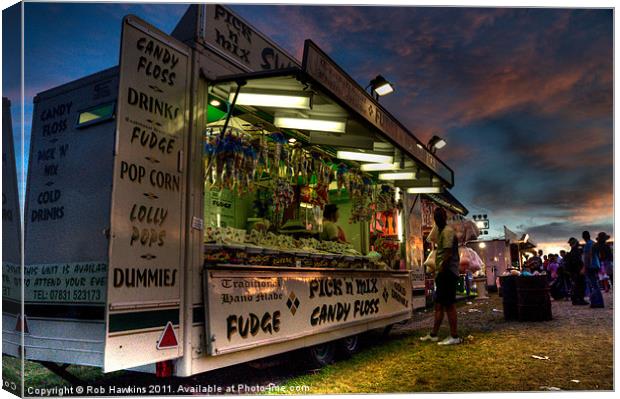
left=3, top=5, right=459, bottom=377
left=466, top=239, right=510, bottom=291
left=467, top=226, right=536, bottom=290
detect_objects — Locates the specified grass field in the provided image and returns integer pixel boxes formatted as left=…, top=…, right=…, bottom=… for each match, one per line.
left=279, top=293, right=614, bottom=393
left=2, top=291, right=614, bottom=394
left=2, top=354, right=125, bottom=395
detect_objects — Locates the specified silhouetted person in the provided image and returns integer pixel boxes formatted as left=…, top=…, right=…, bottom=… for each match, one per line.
left=596, top=232, right=612, bottom=293
left=420, top=208, right=461, bottom=345
left=551, top=250, right=571, bottom=300
left=583, top=231, right=604, bottom=308
left=530, top=250, right=543, bottom=272
left=567, top=237, right=587, bottom=305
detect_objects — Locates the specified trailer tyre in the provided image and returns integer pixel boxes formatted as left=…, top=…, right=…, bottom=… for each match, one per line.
left=337, top=334, right=361, bottom=358
left=306, top=342, right=336, bottom=368
left=382, top=323, right=394, bottom=337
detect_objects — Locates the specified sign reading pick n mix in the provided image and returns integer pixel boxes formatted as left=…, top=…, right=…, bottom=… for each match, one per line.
left=105, top=15, right=190, bottom=372
left=205, top=268, right=411, bottom=355
left=201, top=4, right=299, bottom=72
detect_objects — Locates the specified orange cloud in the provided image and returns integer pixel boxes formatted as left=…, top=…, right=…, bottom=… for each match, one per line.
left=568, top=192, right=614, bottom=225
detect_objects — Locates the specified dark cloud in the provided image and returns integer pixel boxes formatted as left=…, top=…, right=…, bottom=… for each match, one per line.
left=516, top=221, right=614, bottom=246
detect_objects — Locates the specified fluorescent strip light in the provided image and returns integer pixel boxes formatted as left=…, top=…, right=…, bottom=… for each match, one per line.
left=379, top=172, right=416, bottom=180
left=231, top=90, right=312, bottom=110
left=360, top=162, right=400, bottom=172
left=336, top=151, right=393, bottom=163
left=395, top=189, right=403, bottom=242
left=275, top=115, right=346, bottom=133
left=300, top=202, right=313, bottom=208
left=406, top=187, right=443, bottom=194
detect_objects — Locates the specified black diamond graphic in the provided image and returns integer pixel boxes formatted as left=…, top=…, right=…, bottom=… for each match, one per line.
left=287, top=292, right=299, bottom=315
left=383, top=288, right=389, bottom=303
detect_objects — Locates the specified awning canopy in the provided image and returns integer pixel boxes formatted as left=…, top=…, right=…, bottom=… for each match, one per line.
left=423, top=190, right=468, bottom=216
left=209, top=66, right=454, bottom=189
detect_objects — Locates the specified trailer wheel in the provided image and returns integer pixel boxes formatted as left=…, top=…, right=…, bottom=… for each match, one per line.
left=382, top=324, right=394, bottom=337
left=337, top=334, right=361, bottom=358
left=306, top=342, right=336, bottom=368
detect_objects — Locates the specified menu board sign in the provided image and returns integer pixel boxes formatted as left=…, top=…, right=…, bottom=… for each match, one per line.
left=105, top=16, right=190, bottom=372
left=201, top=4, right=299, bottom=72
left=302, top=40, right=453, bottom=186
left=205, top=268, right=411, bottom=355
left=21, top=69, right=117, bottom=322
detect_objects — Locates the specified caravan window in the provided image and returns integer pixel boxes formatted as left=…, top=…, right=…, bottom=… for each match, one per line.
left=76, top=102, right=115, bottom=128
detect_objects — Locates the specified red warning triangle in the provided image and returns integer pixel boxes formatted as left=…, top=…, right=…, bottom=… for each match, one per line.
left=15, top=314, right=29, bottom=334
left=157, top=321, right=178, bottom=349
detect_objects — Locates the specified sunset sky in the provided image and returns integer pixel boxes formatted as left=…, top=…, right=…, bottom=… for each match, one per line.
left=4, top=2, right=613, bottom=253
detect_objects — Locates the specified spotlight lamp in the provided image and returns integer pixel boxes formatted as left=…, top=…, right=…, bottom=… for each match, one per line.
left=427, top=135, right=447, bottom=153
left=367, top=75, right=395, bottom=99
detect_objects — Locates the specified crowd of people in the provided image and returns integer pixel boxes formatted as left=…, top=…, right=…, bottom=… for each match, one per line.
left=526, top=231, right=613, bottom=308
left=419, top=224, right=612, bottom=347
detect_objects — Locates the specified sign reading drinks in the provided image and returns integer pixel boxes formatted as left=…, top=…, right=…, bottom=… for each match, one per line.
left=201, top=4, right=299, bottom=72
left=302, top=40, right=453, bottom=186
left=105, top=16, right=190, bottom=372
left=205, top=268, right=411, bottom=355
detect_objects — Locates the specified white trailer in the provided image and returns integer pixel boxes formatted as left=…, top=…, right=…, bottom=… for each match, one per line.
left=2, top=97, right=23, bottom=372
left=6, top=5, right=457, bottom=378
left=466, top=239, right=511, bottom=290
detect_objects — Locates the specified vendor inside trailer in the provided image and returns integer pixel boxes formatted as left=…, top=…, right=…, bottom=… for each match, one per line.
left=201, top=66, right=452, bottom=270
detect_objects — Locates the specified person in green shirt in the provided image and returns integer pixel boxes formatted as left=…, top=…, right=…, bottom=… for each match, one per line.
left=320, top=204, right=347, bottom=243
left=420, top=207, right=462, bottom=345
